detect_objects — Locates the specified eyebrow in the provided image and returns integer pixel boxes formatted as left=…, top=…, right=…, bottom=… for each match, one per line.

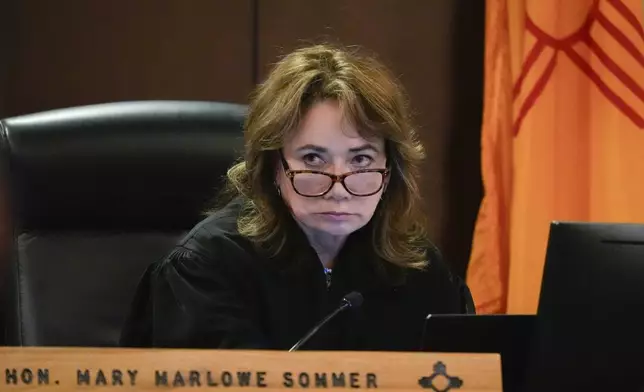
left=348, top=144, right=380, bottom=154
left=295, top=144, right=380, bottom=154
left=296, top=144, right=327, bottom=153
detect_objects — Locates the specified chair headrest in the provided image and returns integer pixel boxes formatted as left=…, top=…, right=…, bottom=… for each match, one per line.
left=0, top=100, right=247, bottom=232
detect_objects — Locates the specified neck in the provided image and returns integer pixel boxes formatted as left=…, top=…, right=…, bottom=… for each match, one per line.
left=300, top=227, right=347, bottom=269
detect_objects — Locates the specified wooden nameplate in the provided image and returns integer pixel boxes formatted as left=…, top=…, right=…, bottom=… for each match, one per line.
left=0, top=347, right=502, bottom=391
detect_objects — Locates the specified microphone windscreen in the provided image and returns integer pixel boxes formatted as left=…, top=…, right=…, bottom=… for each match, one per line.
left=344, top=291, right=364, bottom=307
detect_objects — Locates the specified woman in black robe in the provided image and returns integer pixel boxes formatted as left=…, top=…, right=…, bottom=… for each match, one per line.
left=120, top=44, right=475, bottom=351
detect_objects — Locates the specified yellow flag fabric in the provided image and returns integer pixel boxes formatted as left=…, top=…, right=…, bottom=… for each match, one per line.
left=468, top=0, right=644, bottom=314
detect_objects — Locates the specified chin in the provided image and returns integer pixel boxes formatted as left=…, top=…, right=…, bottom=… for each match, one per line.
left=306, top=220, right=366, bottom=236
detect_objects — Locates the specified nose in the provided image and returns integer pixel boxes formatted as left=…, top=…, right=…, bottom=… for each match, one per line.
left=323, top=163, right=351, bottom=200
left=324, top=180, right=351, bottom=200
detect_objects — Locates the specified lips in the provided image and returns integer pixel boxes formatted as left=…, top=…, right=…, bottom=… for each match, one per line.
left=317, top=212, right=355, bottom=221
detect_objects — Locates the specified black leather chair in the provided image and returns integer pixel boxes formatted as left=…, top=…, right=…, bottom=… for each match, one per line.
left=0, top=100, right=246, bottom=346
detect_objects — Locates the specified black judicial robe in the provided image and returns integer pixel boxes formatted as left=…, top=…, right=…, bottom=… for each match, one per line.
left=120, top=198, right=475, bottom=351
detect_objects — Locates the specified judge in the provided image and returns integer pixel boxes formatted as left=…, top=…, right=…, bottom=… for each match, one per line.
left=120, top=44, right=475, bottom=351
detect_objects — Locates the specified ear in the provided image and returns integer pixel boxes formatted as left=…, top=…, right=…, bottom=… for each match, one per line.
left=275, top=164, right=281, bottom=183
left=273, top=152, right=285, bottom=196
left=382, top=170, right=391, bottom=193
left=274, top=151, right=283, bottom=182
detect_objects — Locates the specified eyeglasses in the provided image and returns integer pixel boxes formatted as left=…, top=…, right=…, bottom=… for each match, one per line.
left=280, top=153, right=389, bottom=197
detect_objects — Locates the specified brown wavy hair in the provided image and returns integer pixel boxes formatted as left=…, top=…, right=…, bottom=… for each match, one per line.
left=216, top=43, right=429, bottom=270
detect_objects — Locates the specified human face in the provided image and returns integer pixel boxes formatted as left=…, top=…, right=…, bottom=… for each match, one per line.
left=276, top=100, right=388, bottom=237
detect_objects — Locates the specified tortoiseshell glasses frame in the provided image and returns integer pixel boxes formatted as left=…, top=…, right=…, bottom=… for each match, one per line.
left=279, top=152, right=389, bottom=197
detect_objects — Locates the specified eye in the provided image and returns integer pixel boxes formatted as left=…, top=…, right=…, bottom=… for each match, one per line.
left=352, top=154, right=374, bottom=167
left=302, top=153, right=325, bottom=166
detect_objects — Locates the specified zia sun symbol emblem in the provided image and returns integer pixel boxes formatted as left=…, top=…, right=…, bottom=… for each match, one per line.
left=418, top=361, right=463, bottom=392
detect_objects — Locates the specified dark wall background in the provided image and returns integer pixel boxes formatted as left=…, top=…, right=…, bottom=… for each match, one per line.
left=0, top=0, right=484, bottom=278
left=0, top=0, right=16, bottom=116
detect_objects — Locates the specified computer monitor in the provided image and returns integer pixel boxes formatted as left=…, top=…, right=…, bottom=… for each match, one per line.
left=421, top=314, right=535, bottom=392
left=524, top=221, right=644, bottom=391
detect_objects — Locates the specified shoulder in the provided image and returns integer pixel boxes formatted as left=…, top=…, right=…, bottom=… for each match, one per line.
left=153, top=197, right=257, bottom=279
left=405, top=243, right=476, bottom=314
left=179, top=197, right=253, bottom=257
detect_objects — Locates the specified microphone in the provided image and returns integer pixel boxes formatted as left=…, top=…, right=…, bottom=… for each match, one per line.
left=289, top=291, right=364, bottom=352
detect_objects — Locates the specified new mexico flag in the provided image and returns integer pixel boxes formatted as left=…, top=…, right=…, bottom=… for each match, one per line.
left=467, top=0, right=644, bottom=314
